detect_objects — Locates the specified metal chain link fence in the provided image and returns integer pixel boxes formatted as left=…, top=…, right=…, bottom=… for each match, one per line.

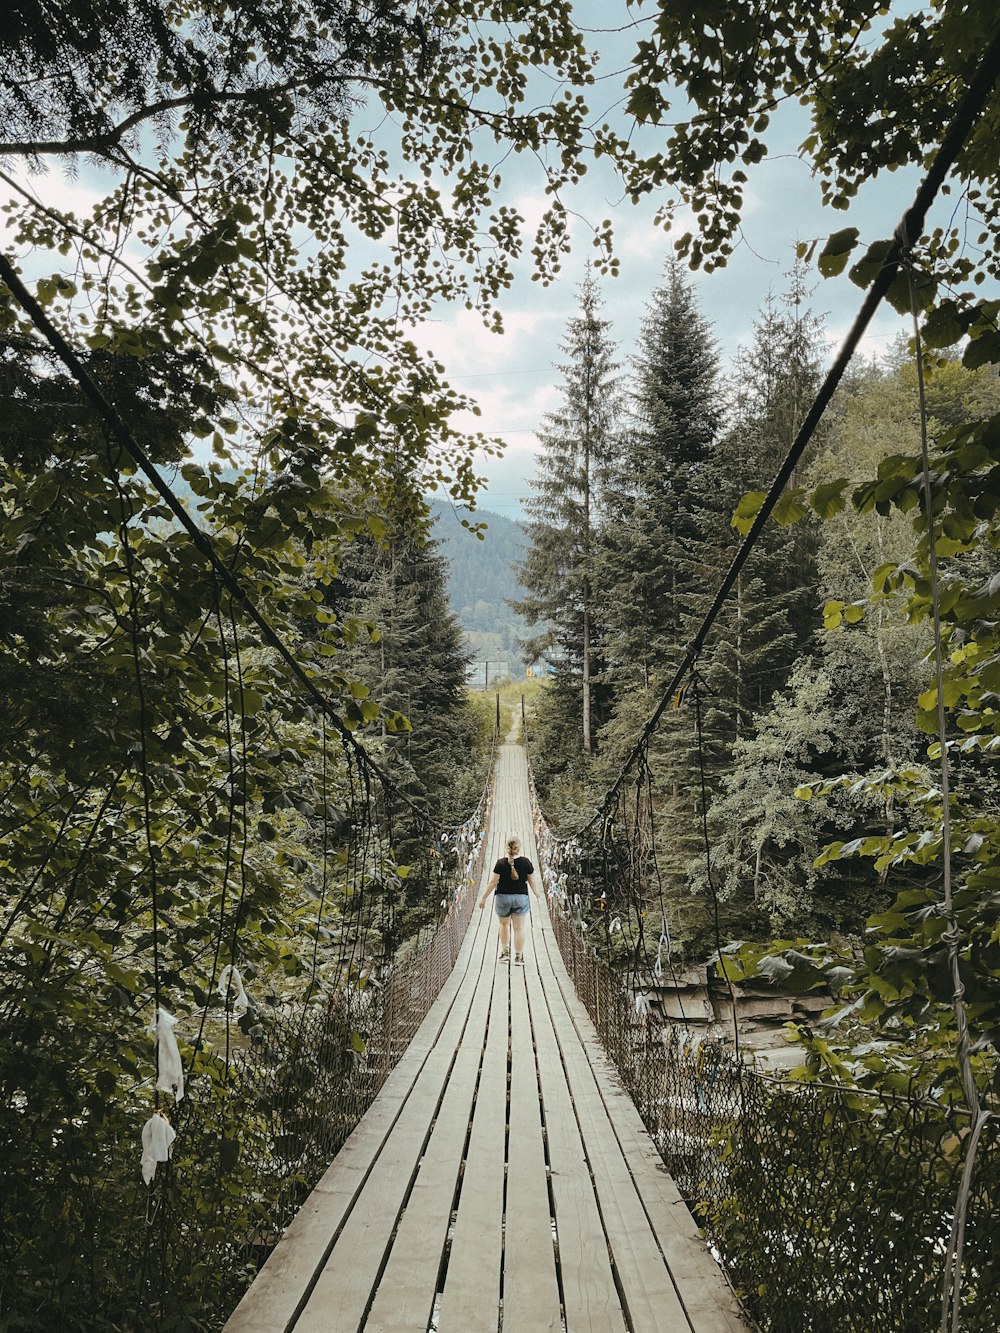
left=142, top=831, right=489, bottom=1325
left=546, top=901, right=1000, bottom=1332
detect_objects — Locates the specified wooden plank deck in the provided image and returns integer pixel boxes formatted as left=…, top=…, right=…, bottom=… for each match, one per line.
left=224, top=742, right=746, bottom=1333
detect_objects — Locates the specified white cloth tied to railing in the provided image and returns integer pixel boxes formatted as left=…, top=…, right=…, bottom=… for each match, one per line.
left=140, top=1110, right=176, bottom=1186
left=654, top=929, right=670, bottom=981
left=218, top=964, right=250, bottom=1019
left=149, top=1007, right=185, bottom=1101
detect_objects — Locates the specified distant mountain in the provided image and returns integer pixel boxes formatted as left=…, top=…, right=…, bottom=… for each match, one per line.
left=427, top=499, right=530, bottom=681
left=156, top=469, right=532, bottom=681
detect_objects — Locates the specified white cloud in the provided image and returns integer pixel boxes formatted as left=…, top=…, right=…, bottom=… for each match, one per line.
left=0, top=160, right=123, bottom=228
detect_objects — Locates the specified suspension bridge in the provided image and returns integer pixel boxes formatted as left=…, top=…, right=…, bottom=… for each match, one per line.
left=224, top=739, right=746, bottom=1333
left=4, top=32, right=1000, bottom=1333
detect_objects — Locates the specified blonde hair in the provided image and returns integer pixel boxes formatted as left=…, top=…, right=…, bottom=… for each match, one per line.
left=506, top=835, right=521, bottom=881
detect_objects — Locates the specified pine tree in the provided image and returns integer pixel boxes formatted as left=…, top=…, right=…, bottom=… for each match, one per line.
left=598, top=258, right=722, bottom=684
left=704, top=260, right=827, bottom=744
left=580, top=261, right=725, bottom=954
left=335, top=524, right=476, bottom=820
left=513, top=269, right=621, bottom=755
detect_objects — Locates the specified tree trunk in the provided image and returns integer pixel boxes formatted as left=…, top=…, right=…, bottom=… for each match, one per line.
left=582, top=603, right=592, bottom=754
left=582, top=347, right=593, bottom=755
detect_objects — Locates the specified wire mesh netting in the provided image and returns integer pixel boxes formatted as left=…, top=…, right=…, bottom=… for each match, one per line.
left=545, top=877, right=1000, bottom=1332
left=527, top=742, right=1000, bottom=1333
left=0, top=734, right=494, bottom=1332
left=137, top=834, right=489, bottom=1322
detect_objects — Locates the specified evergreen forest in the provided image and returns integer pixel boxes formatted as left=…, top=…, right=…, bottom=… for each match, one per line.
left=522, top=263, right=1000, bottom=957
left=428, top=499, right=529, bottom=681
left=3, top=2, right=1000, bottom=1329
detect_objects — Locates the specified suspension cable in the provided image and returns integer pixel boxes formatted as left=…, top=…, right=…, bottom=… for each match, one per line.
left=691, top=673, right=740, bottom=1061
left=903, top=260, right=998, bottom=1333
left=0, top=251, right=489, bottom=831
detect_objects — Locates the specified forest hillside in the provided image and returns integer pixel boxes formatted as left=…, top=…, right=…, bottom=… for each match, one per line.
left=428, top=498, right=530, bottom=680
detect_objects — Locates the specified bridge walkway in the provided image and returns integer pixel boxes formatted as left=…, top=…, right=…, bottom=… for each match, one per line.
left=224, top=742, right=746, bottom=1333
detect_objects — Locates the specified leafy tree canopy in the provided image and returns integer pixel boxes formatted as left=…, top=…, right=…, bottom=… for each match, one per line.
left=0, top=1, right=616, bottom=519
left=623, top=0, right=1000, bottom=284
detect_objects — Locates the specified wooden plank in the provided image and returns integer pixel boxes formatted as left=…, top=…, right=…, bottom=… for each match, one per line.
left=363, top=958, right=498, bottom=1332
left=503, top=964, right=562, bottom=1332
left=228, top=741, right=742, bottom=1333
left=436, top=958, right=509, bottom=1333
left=529, top=924, right=693, bottom=1332
left=535, top=912, right=746, bottom=1333
left=524, top=958, right=628, bottom=1333
left=292, top=912, right=497, bottom=1331
left=223, top=906, right=492, bottom=1333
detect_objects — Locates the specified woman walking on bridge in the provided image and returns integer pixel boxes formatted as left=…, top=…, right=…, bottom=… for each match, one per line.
left=478, top=835, right=537, bottom=966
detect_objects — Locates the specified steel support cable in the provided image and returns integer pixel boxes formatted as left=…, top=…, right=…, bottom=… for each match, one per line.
left=691, top=675, right=740, bottom=1061
left=556, top=25, right=1000, bottom=840
left=901, top=263, right=998, bottom=1333
left=0, top=249, right=485, bottom=831
left=112, top=456, right=164, bottom=1110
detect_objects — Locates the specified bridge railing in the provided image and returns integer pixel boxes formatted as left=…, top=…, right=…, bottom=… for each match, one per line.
left=198, top=752, right=497, bottom=1300
left=531, top=769, right=1000, bottom=1332
left=160, top=775, right=493, bottom=1319
left=144, top=794, right=496, bottom=1318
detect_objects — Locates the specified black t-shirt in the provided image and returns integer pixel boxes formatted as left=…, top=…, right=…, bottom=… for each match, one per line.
left=494, top=855, right=534, bottom=893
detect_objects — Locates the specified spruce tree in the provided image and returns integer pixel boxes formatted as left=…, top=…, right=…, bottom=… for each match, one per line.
left=599, top=258, right=722, bottom=683
left=705, top=260, right=827, bottom=744
left=513, top=269, right=621, bottom=755
left=587, top=260, right=724, bottom=953
left=335, top=524, right=476, bottom=820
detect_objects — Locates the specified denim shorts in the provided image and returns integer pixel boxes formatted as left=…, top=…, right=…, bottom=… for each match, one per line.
left=494, top=892, right=530, bottom=918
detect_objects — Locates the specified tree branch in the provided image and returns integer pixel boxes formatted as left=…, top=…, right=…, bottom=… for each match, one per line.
left=0, top=76, right=345, bottom=158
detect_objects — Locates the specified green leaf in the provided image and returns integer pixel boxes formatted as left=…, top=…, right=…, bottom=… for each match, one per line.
left=220, top=1136, right=241, bottom=1173
left=817, top=227, right=860, bottom=278
left=849, top=238, right=895, bottom=290
left=823, top=600, right=844, bottom=630
left=731, top=490, right=766, bottom=535
left=921, top=300, right=968, bottom=350
left=772, top=489, right=809, bottom=526
left=240, top=688, right=265, bottom=716
left=963, top=330, right=1000, bottom=370
left=809, top=479, right=848, bottom=520
left=627, top=83, right=662, bottom=125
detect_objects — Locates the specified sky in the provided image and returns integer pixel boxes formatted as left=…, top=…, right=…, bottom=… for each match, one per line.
left=406, top=3, right=932, bottom=520
left=2, top=2, right=942, bottom=525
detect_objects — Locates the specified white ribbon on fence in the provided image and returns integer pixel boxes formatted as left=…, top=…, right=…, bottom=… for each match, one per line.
left=654, top=930, right=670, bottom=981
left=218, top=964, right=250, bottom=1019
left=140, top=1110, right=176, bottom=1186
left=149, top=1008, right=185, bottom=1101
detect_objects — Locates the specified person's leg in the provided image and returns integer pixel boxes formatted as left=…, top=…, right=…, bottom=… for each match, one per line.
left=495, top=895, right=512, bottom=957
left=511, top=913, right=526, bottom=954
left=511, top=903, right=529, bottom=958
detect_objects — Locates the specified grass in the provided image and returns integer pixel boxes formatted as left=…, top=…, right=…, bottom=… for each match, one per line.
left=466, top=675, right=551, bottom=744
